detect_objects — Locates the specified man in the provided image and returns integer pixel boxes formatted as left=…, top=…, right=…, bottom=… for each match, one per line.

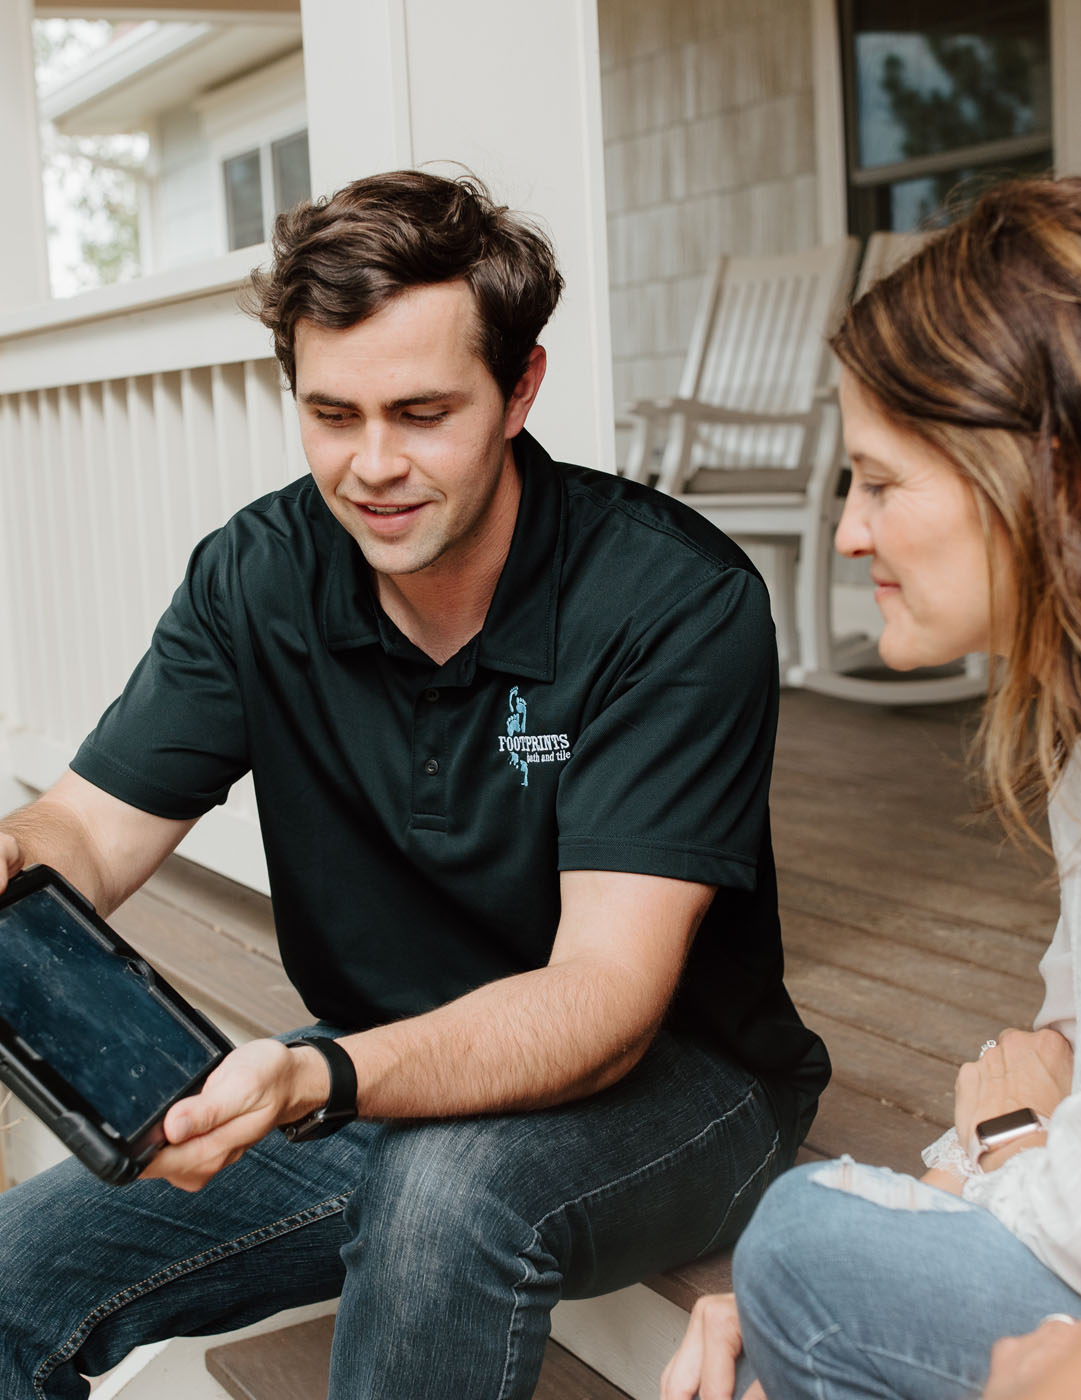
left=0, top=171, right=827, bottom=1399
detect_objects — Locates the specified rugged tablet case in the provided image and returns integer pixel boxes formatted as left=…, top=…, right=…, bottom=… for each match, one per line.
left=0, top=864, right=233, bottom=1184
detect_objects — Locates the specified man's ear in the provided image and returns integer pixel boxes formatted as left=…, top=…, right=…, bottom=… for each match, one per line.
left=504, top=346, right=547, bottom=438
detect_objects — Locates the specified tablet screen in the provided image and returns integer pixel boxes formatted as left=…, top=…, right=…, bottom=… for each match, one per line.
left=0, top=886, right=215, bottom=1138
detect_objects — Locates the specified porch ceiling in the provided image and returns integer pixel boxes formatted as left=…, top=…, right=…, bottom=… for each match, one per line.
left=36, top=1, right=298, bottom=16
left=38, top=16, right=302, bottom=134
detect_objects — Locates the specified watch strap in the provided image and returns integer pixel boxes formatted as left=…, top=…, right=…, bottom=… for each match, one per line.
left=280, top=1036, right=358, bottom=1142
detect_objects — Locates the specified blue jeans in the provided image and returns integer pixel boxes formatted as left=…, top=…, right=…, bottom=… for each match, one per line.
left=732, top=1160, right=1081, bottom=1400
left=0, top=1029, right=794, bottom=1399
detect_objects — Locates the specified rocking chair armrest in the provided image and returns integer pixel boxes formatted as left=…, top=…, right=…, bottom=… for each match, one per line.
left=636, top=396, right=816, bottom=428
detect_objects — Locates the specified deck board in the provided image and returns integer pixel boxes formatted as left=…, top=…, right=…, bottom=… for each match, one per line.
left=773, top=689, right=1054, bottom=1192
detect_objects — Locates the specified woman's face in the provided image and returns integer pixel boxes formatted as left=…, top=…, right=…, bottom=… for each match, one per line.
left=835, top=369, right=1009, bottom=671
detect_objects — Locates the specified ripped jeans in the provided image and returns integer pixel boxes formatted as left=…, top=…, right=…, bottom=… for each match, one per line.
left=731, top=1160, right=1081, bottom=1399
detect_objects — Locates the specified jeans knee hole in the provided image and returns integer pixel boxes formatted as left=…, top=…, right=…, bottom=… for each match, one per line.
left=810, top=1158, right=971, bottom=1213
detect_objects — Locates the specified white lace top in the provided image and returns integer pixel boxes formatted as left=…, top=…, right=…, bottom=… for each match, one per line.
left=958, top=754, right=1081, bottom=1293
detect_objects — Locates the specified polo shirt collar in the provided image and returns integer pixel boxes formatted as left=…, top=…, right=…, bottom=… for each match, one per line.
left=320, top=429, right=565, bottom=683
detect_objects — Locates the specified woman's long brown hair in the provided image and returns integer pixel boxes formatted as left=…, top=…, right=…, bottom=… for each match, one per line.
left=831, top=178, right=1081, bottom=844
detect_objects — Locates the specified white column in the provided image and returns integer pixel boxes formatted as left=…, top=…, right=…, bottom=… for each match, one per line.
left=1052, top=0, right=1081, bottom=178
left=0, top=0, right=49, bottom=310
left=0, top=1, right=49, bottom=813
left=812, top=0, right=847, bottom=243
left=300, top=0, right=414, bottom=196
left=298, top=0, right=614, bottom=472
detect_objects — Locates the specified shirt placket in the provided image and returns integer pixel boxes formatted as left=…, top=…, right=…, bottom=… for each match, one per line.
left=410, top=682, right=449, bottom=830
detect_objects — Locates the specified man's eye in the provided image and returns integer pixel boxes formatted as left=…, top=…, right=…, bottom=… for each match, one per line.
left=314, top=410, right=349, bottom=424
left=403, top=411, right=448, bottom=425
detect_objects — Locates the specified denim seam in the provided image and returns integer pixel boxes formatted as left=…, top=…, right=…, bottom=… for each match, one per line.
left=497, top=1239, right=541, bottom=1400
left=529, top=1079, right=766, bottom=1242
left=31, top=1191, right=350, bottom=1399
left=804, top=1322, right=842, bottom=1400
left=696, top=1128, right=780, bottom=1258
left=492, top=1085, right=771, bottom=1399
left=804, top=1325, right=981, bottom=1395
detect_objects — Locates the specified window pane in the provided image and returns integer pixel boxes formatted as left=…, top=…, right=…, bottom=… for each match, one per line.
left=224, top=149, right=264, bottom=251
left=850, top=0, right=1050, bottom=170
left=883, top=148, right=1053, bottom=229
left=271, top=130, right=311, bottom=215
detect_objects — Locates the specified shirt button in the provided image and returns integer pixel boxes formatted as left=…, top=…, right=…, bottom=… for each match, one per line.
left=423, top=688, right=440, bottom=703
left=423, top=758, right=440, bottom=776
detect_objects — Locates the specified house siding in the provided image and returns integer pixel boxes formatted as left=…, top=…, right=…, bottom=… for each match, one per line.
left=154, top=107, right=216, bottom=271
left=600, top=0, right=821, bottom=413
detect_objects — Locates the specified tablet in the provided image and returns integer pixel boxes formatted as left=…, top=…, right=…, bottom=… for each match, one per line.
left=0, top=864, right=234, bottom=1185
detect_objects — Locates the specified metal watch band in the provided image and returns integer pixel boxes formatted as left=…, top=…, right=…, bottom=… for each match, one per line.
left=280, top=1036, right=358, bottom=1142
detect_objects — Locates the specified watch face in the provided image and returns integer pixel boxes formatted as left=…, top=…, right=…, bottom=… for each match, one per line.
left=978, top=1108, right=1041, bottom=1147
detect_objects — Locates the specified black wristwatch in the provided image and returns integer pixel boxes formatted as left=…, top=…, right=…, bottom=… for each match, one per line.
left=280, top=1036, right=359, bottom=1142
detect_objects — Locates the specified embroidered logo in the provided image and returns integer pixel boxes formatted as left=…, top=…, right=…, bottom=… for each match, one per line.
left=497, top=686, right=571, bottom=788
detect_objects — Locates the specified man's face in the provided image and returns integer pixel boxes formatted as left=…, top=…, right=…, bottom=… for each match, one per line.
left=295, top=281, right=537, bottom=586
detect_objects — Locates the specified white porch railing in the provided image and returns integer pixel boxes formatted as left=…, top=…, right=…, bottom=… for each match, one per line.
left=0, top=249, right=307, bottom=894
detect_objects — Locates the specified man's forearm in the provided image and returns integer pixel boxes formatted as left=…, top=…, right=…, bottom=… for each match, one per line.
left=149, top=869, right=708, bottom=1192
left=1, top=773, right=195, bottom=913
left=336, top=954, right=667, bottom=1120
left=0, top=796, right=111, bottom=907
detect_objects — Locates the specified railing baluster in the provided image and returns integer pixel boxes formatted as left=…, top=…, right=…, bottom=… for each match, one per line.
left=79, top=381, right=112, bottom=723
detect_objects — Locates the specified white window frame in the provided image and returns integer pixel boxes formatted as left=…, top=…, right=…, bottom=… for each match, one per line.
left=812, top=0, right=1078, bottom=241
left=195, top=48, right=308, bottom=256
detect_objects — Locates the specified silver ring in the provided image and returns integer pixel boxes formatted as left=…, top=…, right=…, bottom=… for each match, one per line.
left=1038, top=1314, right=1076, bottom=1327
left=979, top=1039, right=998, bottom=1057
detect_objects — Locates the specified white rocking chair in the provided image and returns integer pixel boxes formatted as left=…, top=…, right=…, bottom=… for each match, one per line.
left=623, top=233, right=988, bottom=705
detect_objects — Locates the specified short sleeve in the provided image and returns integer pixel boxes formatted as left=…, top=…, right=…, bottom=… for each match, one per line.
left=70, top=529, right=250, bottom=819
left=556, top=568, right=776, bottom=888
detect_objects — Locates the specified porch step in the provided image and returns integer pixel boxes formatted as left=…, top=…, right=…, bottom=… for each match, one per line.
left=205, top=1314, right=631, bottom=1400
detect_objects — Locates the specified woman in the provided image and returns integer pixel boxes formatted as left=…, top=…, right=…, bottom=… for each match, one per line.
left=662, top=177, right=1081, bottom=1400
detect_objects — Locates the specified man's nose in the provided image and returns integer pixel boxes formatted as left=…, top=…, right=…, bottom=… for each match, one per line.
left=349, top=426, right=408, bottom=488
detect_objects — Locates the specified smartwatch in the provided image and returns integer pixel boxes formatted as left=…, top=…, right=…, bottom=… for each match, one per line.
left=968, top=1107, right=1045, bottom=1170
left=280, top=1036, right=359, bottom=1143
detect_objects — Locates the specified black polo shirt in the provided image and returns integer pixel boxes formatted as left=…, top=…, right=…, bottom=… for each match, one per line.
left=72, top=430, right=828, bottom=1123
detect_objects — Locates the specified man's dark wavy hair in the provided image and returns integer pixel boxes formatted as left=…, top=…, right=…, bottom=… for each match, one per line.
left=249, top=169, right=564, bottom=399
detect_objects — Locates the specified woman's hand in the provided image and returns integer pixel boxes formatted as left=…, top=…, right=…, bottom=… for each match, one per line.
left=660, top=1292, right=767, bottom=1400
left=983, top=1318, right=1081, bottom=1400
left=955, top=1028, right=1073, bottom=1167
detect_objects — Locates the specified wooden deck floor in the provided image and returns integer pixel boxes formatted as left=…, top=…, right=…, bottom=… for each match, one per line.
left=772, top=688, right=1055, bottom=1172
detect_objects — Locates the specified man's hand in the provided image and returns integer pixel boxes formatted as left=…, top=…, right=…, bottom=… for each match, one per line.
left=140, top=1039, right=331, bottom=1192
left=983, top=1318, right=1081, bottom=1400
left=660, top=1293, right=767, bottom=1400
left=0, top=830, right=24, bottom=894
left=955, top=1028, right=1073, bottom=1169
